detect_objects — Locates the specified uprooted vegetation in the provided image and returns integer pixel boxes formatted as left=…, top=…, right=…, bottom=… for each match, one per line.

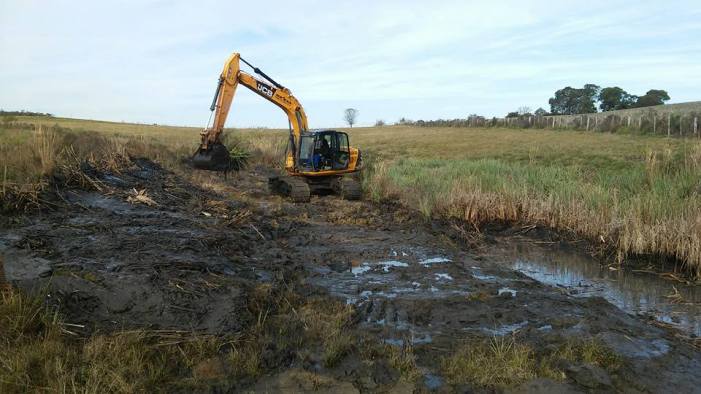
left=0, top=124, right=257, bottom=214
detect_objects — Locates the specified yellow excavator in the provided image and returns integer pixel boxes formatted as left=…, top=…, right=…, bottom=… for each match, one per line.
left=192, top=52, right=362, bottom=202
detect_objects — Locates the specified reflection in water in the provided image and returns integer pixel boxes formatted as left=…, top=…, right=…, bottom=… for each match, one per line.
left=494, top=241, right=701, bottom=337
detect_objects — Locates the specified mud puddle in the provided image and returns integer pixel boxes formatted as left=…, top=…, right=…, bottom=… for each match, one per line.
left=488, top=239, right=701, bottom=337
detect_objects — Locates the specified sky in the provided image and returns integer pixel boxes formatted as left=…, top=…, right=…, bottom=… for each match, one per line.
left=1, top=1, right=700, bottom=128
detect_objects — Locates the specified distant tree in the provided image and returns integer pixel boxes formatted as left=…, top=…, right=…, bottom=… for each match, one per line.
left=343, top=108, right=359, bottom=127
left=374, top=119, right=386, bottom=127
left=517, top=106, right=532, bottom=116
left=548, top=84, right=600, bottom=115
left=534, top=107, right=548, bottom=116
left=506, top=111, right=520, bottom=118
left=635, top=89, right=670, bottom=108
left=467, top=114, right=486, bottom=126
left=598, top=87, right=637, bottom=111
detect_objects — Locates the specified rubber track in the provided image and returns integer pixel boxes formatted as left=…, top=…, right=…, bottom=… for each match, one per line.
left=339, top=178, right=362, bottom=200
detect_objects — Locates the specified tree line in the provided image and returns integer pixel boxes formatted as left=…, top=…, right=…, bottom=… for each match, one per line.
left=374, top=84, right=673, bottom=127
left=547, top=85, right=670, bottom=115
left=0, top=110, right=54, bottom=117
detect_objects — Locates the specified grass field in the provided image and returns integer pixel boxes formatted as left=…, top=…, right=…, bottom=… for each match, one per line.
left=2, top=116, right=700, bottom=277
left=348, top=126, right=701, bottom=279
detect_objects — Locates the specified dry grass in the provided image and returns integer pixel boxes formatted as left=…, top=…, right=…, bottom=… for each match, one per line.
left=441, top=336, right=621, bottom=389
left=345, top=126, right=701, bottom=278
left=442, top=336, right=537, bottom=388
left=386, top=342, right=421, bottom=382
left=0, top=287, right=271, bottom=392
left=297, top=297, right=355, bottom=367
left=0, top=281, right=370, bottom=392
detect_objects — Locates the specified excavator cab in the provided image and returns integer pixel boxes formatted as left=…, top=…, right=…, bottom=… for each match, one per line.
left=297, top=131, right=351, bottom=172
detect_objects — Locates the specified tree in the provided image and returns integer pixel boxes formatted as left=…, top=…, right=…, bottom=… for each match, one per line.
left=506, top=111, right=520, bottom=118
left=374, top=119, right=386, bottom=127
left=635, top=89, right=670, bottom=108
left=343, top=108, right=359, bottom=127
left=517, top=106, right=532, bottom=116
left=534, top=107, right=548, bottom=116
left=598, top=87, right=637, bottom=111
left=548, top=84, right=600, bottom=115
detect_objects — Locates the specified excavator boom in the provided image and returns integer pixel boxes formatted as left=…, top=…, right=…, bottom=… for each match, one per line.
left=193, top=53, right=308, bottom=171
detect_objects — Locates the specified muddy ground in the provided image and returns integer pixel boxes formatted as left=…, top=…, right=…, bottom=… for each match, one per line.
left=2, top=157, right=700, bottom=393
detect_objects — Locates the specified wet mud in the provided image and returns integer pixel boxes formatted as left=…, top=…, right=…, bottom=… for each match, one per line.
left=2, top=157, right=700, bottom=393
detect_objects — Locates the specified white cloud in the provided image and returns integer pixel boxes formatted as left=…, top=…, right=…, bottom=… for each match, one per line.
left=1, top=0, right=700, bottom=127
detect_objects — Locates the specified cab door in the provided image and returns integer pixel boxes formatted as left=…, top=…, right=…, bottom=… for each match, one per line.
left=333, top=132, right=350, bottom=170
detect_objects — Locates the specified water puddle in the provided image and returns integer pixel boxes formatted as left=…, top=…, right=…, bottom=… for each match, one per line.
left=351, top=265, right=372, bottom=275
left=352, top=260, right=408, bottom=275
left=419, top=257, right=451, bottom=266
left=384, top=334, right=433, bottom=346
left=481, top=320, right=529, bottom=336
left=435, top=273, right=453, bottom=281
left=378, top=260, right=409, bottom=271
left=423, top=373, right=444, bottom=390
left=498, top=287, right=517, bottom=297
left=493, top=240, right=701, bottom=336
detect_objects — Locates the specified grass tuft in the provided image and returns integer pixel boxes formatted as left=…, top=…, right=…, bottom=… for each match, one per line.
left=387, top=342, right=421, bottom=381
left=441, top=336, right=623, bottom=389
left=442, top=336, right=536, bottom=388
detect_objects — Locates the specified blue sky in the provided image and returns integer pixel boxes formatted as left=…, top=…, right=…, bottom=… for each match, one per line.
left=1, top=1, right=700, bottom=128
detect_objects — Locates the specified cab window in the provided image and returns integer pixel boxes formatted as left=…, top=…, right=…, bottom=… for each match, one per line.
left=298, top=135, right=315, bottom=170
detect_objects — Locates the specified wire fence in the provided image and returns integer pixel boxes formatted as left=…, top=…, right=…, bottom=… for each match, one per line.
left=411, top=102, right=701, bottom=138
left=499, top=110, right=700, bottom=137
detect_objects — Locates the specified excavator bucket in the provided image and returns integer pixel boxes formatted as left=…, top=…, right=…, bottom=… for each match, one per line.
left=192, top=142, right=232, bottom=172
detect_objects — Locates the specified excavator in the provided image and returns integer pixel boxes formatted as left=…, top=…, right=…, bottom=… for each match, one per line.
left=192, top=52, right=362, bottom=202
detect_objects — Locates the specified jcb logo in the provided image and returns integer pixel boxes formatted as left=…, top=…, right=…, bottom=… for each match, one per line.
left=256, top=82, right=275, bottom=98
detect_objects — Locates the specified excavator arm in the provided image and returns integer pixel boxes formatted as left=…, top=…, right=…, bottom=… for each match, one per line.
left=193, top=52, right=308, bottom=171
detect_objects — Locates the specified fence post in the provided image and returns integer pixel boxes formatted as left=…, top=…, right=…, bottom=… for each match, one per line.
left=653, top=114, right=656, bottom=134
left=586, top=116, right=590, bottom=131
left=667, top=113, right=671, bottom=137
left=627, top=116, right=631, bottom=127
left=680, top=115, right=683, bottom=136
left=694, top=117, right=698, bottom=136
